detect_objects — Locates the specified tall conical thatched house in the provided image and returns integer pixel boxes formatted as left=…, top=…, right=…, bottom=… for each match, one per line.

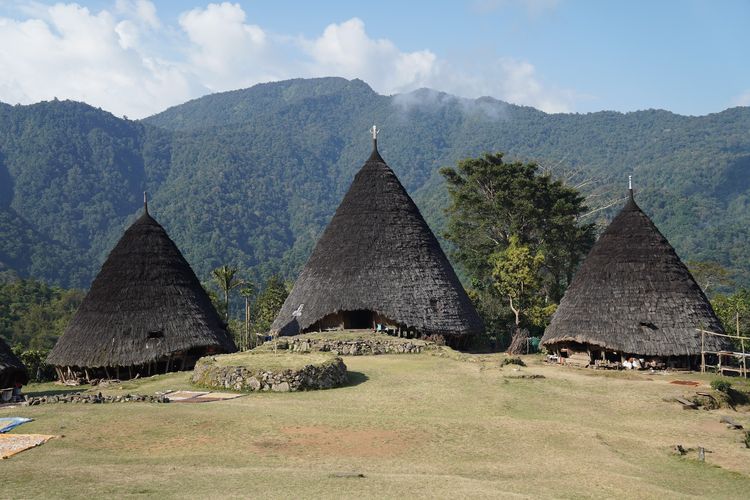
left=272, top=129, right=483, bottom=345
left=541, top=187, right=729, bottom=367
left=48, top=200, right=235, bottom=381
left=0, top=337, right=27, bottom=388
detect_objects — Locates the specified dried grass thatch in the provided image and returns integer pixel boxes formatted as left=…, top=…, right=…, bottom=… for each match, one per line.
left=272, top=140, right=483, bottom=338
left=47, top=207, right=235, bottom=373
left=0, top=337, right=27, bottom=387
left=541, top=191, right=729, bottom=357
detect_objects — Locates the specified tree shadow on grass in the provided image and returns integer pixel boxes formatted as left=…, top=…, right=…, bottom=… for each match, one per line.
left=343, top=371, right=368, bottom=388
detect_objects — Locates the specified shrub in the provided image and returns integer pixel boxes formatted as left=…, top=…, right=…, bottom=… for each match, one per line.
left=501, top=357, right=526, bottom=367
left=711, top=379, right=732, bottom=393
left=12, top=347, right=56, bottom=382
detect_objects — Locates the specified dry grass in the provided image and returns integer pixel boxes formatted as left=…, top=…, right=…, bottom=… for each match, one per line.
left=208, top=350, right=337, bottom=369
left=2, top=353, right=750, bottom=498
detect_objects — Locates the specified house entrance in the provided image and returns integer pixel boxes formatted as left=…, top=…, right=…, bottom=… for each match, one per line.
left=346, top=309, right=374, bottom=329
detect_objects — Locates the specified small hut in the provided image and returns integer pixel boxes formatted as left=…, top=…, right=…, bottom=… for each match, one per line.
left=0, top=337, right=28, bottom=390
left=541, top=186, right=729, bottom=368
left=47, top=199, right=235, bottom=382
left=271, top=128, right=483, bottom=346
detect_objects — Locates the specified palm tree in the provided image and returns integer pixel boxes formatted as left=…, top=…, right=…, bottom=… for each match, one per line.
left=211, top=265, right=241, bottom=323
left=239, top=281, right=257, bottom=350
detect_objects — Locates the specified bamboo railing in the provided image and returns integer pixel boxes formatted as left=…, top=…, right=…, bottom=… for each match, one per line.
left=698, top=329, right=748, bottom=378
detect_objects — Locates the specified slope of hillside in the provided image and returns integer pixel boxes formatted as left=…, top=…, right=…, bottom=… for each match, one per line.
left=1, top=78, right=748, bottom=288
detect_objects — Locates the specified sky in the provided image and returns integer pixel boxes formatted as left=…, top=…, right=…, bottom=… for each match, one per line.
left=0, top=0, right=747, bottom=118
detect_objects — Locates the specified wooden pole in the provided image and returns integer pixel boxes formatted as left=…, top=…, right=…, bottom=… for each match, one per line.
left=245, top=296, right=250, bottom=351
left=737, top=311, right=740, bottom=337
left=701, top=329, right=705, bottom=373
left=742, top=337, right=746, bottom=379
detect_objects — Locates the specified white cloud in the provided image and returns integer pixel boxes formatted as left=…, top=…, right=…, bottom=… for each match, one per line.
left=0, top=2, right=574, bottom=117
left=732, top=90, right=750, bottom=107
left=300, top=18, right=570, bottom=112
left=179, top=2, right=273, bottom=90
left=302, top=18, right=437, bottom=94
left=115, top=0, right=160, bottom=29
left=0, top=2, right=198, bottom=117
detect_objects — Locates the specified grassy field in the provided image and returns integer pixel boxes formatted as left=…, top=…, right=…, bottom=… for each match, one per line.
left=2, top=352, right=750, bottom=499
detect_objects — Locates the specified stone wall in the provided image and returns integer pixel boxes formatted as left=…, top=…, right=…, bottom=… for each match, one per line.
left=22, top=392, right=169, bottom=405
left=279, top=337, right=436, bottom=356
left=192, top=356, right=348, bottom=392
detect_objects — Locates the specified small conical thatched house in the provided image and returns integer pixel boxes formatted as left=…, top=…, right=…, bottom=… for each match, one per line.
left=541, top=188, right=729, bottom=367
left=0, top=337, right=27, bottom=388
left=272, top=130, right=483, bottom=345
left=48, top=201, right=235, bottom=381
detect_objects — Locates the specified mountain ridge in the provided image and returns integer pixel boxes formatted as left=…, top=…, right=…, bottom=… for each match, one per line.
left=0, top=78, right=748, bottom=289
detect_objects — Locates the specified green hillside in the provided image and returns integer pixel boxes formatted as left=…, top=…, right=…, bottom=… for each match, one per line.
left=1, top=78, right=749, bottom=289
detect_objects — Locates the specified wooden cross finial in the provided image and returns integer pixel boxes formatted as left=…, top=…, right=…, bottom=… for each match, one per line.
left=144, top=191, right=149, bottom=214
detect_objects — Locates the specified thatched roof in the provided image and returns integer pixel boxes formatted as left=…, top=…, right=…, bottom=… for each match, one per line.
left=542, top=190, right=729, bottom=356
left=0, top=337, right=27, bottom=386
left=272, top=139, right=483, bottom=337
left=47, top=208, right=235, bottom=368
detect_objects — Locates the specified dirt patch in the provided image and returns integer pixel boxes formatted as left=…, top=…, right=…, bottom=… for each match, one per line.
left=670, top=380, right=701, bottom=387
left=250, top=425, right=419, bottom=458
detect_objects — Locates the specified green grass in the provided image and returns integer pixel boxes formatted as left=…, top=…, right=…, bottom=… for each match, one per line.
left=3, top=353, right=750, bottom=498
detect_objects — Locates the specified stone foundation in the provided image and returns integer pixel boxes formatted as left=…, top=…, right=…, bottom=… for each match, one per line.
left=191, top=356, right=348, bottom=392
left=22, top=392, right=169, bottom=405
left=279, top=336, right=436, bottom=356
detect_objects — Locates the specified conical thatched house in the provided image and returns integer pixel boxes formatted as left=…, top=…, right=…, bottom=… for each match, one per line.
left=48, top=201, right=235, bottom=381
left=0, top=337, right=27, bottom=388
left=272, top=130, right=483, bottom=345
left=541, top=188, right=729, bottom=368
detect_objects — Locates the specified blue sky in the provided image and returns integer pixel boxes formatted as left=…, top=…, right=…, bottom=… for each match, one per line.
left=0, top=0, right=747, bottom=117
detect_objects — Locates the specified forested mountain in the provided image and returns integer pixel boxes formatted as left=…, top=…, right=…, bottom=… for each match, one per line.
left=1, top=78, right=749, bottom=289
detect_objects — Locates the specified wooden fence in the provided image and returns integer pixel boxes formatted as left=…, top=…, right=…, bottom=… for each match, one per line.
left=698, top=329, right=748, bottom=377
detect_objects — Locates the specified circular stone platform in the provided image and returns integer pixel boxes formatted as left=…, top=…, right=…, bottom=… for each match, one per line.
left=265, top=331, right=438, bottom=356
left=191, top=351, right=348, bottom=392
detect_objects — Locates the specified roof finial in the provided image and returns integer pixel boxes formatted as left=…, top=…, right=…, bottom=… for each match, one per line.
left=144, top=191, right=149, bottom=214
left=628, top=175, right=634, bottom=201
left=371, top=124, right=379, bottom=150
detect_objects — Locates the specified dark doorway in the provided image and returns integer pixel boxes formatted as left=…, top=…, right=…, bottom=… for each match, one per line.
left=347, top=310, right=373, bottom=329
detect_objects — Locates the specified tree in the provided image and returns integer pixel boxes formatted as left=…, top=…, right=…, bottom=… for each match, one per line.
left=491, top=235, right=546, bottom=329
left=712, top=289, right=750, bottom=340
left=441, top=153, right=594, bottom=347
left=688, top=260, right=733, bottom=297
left=254, top=275, right=289, bottom=333
left=238, top=281, right=257, bottom=350
left=211, top=265, right=242, bottom=322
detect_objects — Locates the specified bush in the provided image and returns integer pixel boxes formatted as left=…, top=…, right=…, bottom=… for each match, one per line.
left=12, top=347, right=57, bottom=382
left=711, top=379, right=733, bottom=393
left=501, top=357, right=526, bottom=367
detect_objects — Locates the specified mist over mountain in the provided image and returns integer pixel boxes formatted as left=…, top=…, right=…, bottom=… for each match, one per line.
left=1, top=77, right=749, bottom=289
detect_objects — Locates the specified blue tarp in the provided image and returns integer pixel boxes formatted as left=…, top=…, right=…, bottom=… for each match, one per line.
left=0, top=417, right=33, bottom=433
